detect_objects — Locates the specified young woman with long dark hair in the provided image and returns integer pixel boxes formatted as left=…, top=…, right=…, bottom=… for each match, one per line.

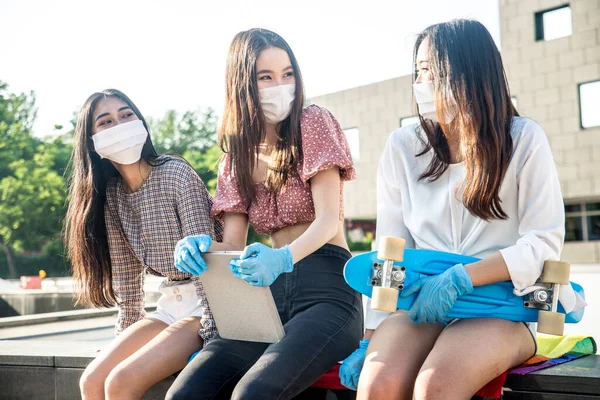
left=339, top=19, right=582, bottom=399
left=64, top=89, right=222, bottom=399
left=166, top=29, right=363, bottom=399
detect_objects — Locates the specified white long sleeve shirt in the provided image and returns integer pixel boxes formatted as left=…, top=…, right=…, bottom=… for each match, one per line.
left=367, top=117, right=576, bottom=329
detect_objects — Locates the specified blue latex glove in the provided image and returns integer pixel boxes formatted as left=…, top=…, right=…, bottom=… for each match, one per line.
left=401, top=263, right=474, bottom=324
left=229, top=243, right=294, bottom=287
left=174, top=234, right=212, bottom=275
left=339, top=339, right=369, bottom=391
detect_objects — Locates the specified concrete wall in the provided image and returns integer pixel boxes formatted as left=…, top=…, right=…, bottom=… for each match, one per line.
left=500, top=0, right=600, bottom=200
left=311, top=75, right=415, bottom=219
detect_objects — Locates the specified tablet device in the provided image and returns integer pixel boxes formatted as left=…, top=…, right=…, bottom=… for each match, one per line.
left=200, top=252, right=285, bottom=344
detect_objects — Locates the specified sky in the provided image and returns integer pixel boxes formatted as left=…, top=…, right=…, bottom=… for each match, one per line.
left=0, top=0, right=500, bottom=137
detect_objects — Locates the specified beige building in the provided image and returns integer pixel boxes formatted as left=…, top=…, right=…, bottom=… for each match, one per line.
left=311, top=0, right=600, bottom=262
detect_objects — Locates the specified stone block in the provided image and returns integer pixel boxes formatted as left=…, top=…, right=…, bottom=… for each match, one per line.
left=585, top=45, right=600, bottom=63
left=557, top=164, right=579, bottom=180
left=550, top=133, right=577, bottom=150
left=573, top=63, right=600, bottom=82
left=544, top=37, right=571, bottom=56
left=546, top=69, right=574, bottom=87
left=578, top=129, right=600, bottom=147
left=572, top=29, right=598, bottom=50
left=548, top=101, right=578, bottom=120
left=563, top=147, right=592, bottom=163
left=559, top=84, right=578, bottom=103
left=0, top=365, right=55, bottom=400
left=560, top=116, right=581, bottom=134
left=541, top=118, right=563, bottom=136
left=579, top=161, right=600, bottom=178
left=593, top=146, right=600, bottom=161
left=533, top=55, right=559, bottom=74
left=568, top=178, right=594, bottom=197
left=536, top=87, right=561, bottom=105
left=56, top=368, right=83, bottom=400
left=522, top=74, right=547, bottom=92
left=559, top=49, right=586, bottom=69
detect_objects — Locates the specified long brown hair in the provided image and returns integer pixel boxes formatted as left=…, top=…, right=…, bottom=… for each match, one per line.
left=64, top=89, right=161, bottom=307
left=219, top=28, right=305, bottom=203
left=414, top=19, right=518, bottom=220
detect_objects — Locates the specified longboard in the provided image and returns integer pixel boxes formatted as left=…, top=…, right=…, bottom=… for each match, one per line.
left=344, top=241, right=585, bottom=334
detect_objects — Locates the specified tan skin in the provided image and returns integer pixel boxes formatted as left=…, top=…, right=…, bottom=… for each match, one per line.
left=357, top=38, right=535, bottom=400
left=79, top=97, right=205, bottom=400
left=209, top=46, right=349, bottom=261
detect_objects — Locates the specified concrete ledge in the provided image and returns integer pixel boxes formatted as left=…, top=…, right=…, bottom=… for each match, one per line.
left=0, top=341, right=354, bottom=400
left=0, top=305, right=157, bottom=329
left=504, top=355, right=600, bottom=398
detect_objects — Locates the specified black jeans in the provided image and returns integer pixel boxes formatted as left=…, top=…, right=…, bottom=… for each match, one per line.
left=166, top=244, right=363, bottom=400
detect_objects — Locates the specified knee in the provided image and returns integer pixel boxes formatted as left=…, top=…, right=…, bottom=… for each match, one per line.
left=231, top=378, right=282, bottom=400
left=165, top=382, right=195, bottom=400
left=79, top=365, right=106, bottom=397
left=104, top=366, right=134, bottom=399
left=357, top=369, right=408, bottom=400
left=414, top=366, right=453, bottom=400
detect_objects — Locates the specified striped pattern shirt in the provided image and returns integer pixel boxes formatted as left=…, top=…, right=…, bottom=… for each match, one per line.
left=105, top=155, right=222, bottom=342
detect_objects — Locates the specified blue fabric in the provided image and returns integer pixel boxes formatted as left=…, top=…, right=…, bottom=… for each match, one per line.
left=229, top=243, right=294, bottom=287
left=339, top=339, right=370, bottom=390
left=174, top=234, right=212, bottom=275
left=401, top=263, right=473, bottom=324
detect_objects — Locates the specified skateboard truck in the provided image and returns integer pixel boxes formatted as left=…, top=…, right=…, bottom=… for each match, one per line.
left=370, top=262, right=406, bottom=290
left=523, top=284, right=557, bottom=312
left=535, top=260, right=571, bottom=336
left=370, top=237, right=406, bottom=312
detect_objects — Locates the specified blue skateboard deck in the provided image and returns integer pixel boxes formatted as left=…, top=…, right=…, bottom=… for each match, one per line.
left=344, top=249, right=585, bottom=323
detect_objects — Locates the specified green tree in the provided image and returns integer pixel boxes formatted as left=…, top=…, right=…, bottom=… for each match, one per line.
left=148, top=108, right=223, bottom=192
left=0, top=82, right=68, bottom=278
left=149, top=108, right=219, bottom=156
left=0, top=142, right=67, bottom=278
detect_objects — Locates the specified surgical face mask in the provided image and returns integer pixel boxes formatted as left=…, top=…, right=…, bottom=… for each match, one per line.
left=259, top=84, right=296, bottom=124
left=91, top=119, right=148, bottom=165
left=413, top=80, right=456, bottom=124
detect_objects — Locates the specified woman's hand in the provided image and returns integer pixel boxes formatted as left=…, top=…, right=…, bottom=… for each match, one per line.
left=401, top=263, right=473, bottom=324
left=174, top=234, right=213, bottom=275
left=229, top=243, right=294, bottom=287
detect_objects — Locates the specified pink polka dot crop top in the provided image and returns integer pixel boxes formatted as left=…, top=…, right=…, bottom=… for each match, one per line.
left=211, top=105, right=356, bottom=235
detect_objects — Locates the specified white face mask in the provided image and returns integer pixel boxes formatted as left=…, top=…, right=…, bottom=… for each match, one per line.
left=259, top=84, right=296, bottom=124
left=413, top=80, right=457, bottom=124
left=91, top=119, right=148, bottom=165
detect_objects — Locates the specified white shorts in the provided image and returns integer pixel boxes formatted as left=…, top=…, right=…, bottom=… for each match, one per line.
left=148, top=279, right=204, bottom=326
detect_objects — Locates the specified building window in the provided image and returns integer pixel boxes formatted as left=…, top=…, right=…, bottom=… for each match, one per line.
left=535, top=5, right=572, bottom=41
left=579, top=81, right=600, bottom=129
left=400, top=116, right=420, bottom=127
left=565, top=201, right=600, bottom=242
left=343, top=127, right=360, bottom=162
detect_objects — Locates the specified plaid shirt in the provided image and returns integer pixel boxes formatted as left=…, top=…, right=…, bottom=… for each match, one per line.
left=105, top=155, right=222, bottom=341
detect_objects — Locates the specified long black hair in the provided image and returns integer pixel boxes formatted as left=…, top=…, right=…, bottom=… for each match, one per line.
left=64, top=89, right=163, bottom=307
left=414, top=19, right=519, bottom=220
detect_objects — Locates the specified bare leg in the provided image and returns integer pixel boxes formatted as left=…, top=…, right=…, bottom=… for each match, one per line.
left=413, top=318, right=535, bottom=400
left=105, top=316, right=203, bottom=400
left=80, top=318, right=168, bottom=400
left=357, top=311, right=444, bottom=400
